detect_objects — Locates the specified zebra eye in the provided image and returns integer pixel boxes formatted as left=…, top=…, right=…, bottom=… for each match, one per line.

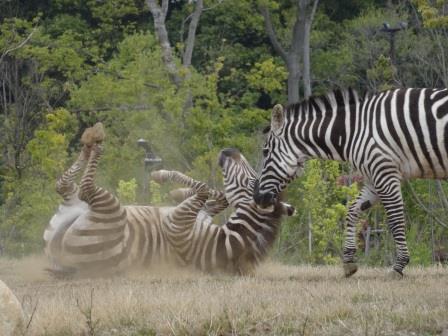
left=263, top=149, right=269, bottom=157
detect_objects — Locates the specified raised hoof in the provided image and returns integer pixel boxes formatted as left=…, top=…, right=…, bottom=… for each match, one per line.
left=81, top=122, right=105, bottom=145
left=151, top=170, right=169, bottom=184
left=387, top=269, right=403, bottom=280
left=343, top=262, right=358, bottom=278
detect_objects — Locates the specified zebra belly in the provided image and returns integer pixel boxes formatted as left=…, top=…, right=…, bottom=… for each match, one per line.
left=125, top=206, right=176, bottom=267
left=389, top=134, right=448, bottom=180
left=56, top=212, right=127, bottom=271
left=44, top=202, right=89, bottom=267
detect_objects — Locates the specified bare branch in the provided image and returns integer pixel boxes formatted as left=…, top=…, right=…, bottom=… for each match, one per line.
left=95, top=67, right=160, bottom=89
left=0, top=27, right=37, bottom=64
left=406, top=181, right=448, bottom=229
left=435, top=180, right=448, bottom=210
left=161, top=0, right=169, bottom=21
left=75, top=288, right=99, bottom=336
left=259, top=6, right=288, bottom=63
left=292, top=2, right=304, bottom=53
left=183, top=0, right=204, bottom=67
left=146, top=0, right=181, bottom=87
left=146, top=0, right=160, bottom=13
left=72, top=104, right=155, bottom=113
left=310, top=0, right=319, bottom=22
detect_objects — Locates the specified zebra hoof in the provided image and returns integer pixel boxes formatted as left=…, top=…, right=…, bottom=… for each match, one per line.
left=81, top=122, right=105, bottom=145
left=386, top=269, right=403, bottom=280
left=151, top=170, right=169, bottom=184
left=343, top=262, right=358, bottom=277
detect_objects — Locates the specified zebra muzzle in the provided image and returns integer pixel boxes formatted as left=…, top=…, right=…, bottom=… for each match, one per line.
left=253, top=180, right=277, bottom=208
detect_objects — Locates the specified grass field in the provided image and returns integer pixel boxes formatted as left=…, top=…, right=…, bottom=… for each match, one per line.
left=1, top=255, right=447, bottom=336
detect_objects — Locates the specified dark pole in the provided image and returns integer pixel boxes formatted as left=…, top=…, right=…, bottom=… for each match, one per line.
left=137, top=138, right=162, bottom=201
left=380, top=22, right=407, bottom=65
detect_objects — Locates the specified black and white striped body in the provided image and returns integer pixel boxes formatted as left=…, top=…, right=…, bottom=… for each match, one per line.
left=155, top=149, right=294, bottom=275
left=254, top=88, right=448, bottom=276
left=44, top=151, right=89, bottom=274
left=44, top=145, right=175, bottom=276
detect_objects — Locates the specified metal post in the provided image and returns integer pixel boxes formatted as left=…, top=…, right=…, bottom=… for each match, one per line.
left=364, top=226, right=371, bottom=256
left=308, top=211, right=312, bottom=255
left=137, top=138, right=162, bottom=201
left=380, top=22, right=407, bottom=65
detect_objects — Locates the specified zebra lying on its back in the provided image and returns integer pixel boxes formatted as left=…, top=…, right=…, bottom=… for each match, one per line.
left=254, top=88, right=448, bottom=277
left=152, top=148, right=294, bottom=275
left=44, top=145, right=175, bottom=276
left=44, top=123, right=229, bottom=277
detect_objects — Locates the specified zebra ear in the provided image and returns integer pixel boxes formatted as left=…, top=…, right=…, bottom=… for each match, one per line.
left=271, top=104, right=285, bottom=134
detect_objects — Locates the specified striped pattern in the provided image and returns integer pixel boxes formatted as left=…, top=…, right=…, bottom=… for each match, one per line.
left=156, top=148, right=294, bottom=275
left=151, top=170, right=229, bottom=217
left=254, top=88, right=448, bottom=276
left=44, top=144, right=175, bottom=276
left=44, top=145, right=232, bottom=276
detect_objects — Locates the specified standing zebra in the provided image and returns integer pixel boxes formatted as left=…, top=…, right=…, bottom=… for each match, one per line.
left=152, top=148, right=294, bottom=275
left=253, top=88, right=448, bottom=277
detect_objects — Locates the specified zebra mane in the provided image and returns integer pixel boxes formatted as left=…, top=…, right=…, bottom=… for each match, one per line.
left=262, top=88, right=362, bottom=134
left=286, top=88, right=361, bottom=116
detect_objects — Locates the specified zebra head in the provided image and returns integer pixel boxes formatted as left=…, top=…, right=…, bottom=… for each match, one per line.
left=218, top=148, right=295, bottom=217
left=218, top=148, right=257, bottom=206
left=254, top=104, right=305, bottom=208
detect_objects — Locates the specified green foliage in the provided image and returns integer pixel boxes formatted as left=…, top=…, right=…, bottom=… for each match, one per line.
left=366, top=54, right=396, bottom=91
left=0, top=108, right=78, bottom=255
left=1, top=0, right=447, bottom=265
left=117, top=178, right=137, bottom=204
left=413, top=0, right=448, bottom=28
left=27, top=109, right=78, bottom=179
left=276, top=160, right=359, bottom=264
left=149, top=180, right=163, bottom=204
left=246, top=57, right=288, bottom=101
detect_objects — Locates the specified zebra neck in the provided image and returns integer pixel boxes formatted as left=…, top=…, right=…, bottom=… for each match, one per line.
left=229, top=204, right=279, bottom=249
left=288, top=104, right=356, bottom=162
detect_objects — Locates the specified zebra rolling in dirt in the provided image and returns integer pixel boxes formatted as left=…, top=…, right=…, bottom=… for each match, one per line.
left=46, top=123, right=266, bottom=276
left=152, top=148, right=294, bottom=275
left=44, top=145, right=175, bottom=276
left=253, top=88, right=448, bottom=277
left=44, top=123, right=229, bottom=276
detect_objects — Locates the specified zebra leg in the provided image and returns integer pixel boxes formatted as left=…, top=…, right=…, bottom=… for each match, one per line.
left=170, top=188, right=195, bottom=203
left=151, top=170, right=221, bottom=197
left=165, top=183, right=210, bottom=259
left=78, top=143, right=104, bottom=205
left=78, top=143, right=124, bottom=216
left=202, top=194, right=229, bottom=217
left=343, top=184, right=379, bottom=277
left=56, top=146, right=90, bottom=201
left=77, top=143, right=125, bottom=217
left=152, top=170, right=229, bottom=216
left=376, top=178, right=409, bottom=277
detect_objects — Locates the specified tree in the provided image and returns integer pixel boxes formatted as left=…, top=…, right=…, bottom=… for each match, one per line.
left=259, top=0, right=319, bottom=103
left=413, top=0, right=448, bottom=28
left=146, top=0, right=204, bottom=86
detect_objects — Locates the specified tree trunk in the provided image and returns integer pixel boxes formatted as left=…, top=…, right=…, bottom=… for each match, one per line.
left=300, top=0, right=318, bottom=99
left=287, top=57, right=301, bottom=104
left=146, top=0, right=182, bottom=88
left=182, top=0, right=203, bottom=69
left=302, top=19, right=312, bottom=99
left=260, top=0, right=318, bottom=104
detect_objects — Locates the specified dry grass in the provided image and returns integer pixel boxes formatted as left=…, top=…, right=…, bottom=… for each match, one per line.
left=1, top=255, right=447, bottom=336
